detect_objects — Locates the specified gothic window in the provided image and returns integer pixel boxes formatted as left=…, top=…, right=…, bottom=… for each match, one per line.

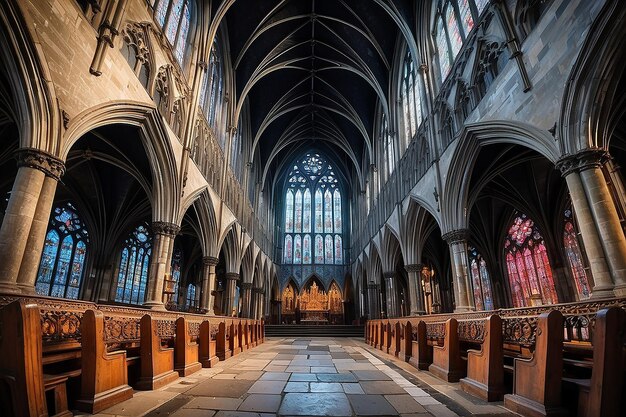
left=35, top=203, right=89, bottom=300
left=456, top=81, right=472, bottom=122
left=504, top=214, right=558, bottom=307
left=379, top=113, right=394, bottom=178
left=563, top=209, right=591, bottom=300
left=516, top=0, right=551, bottom=41
left=334, top=235, right=343, bottom=264
left=115, top=224, right=152, bottom=305
left=401, top=51, right=424, bottom=143
left=283, top=153, right=344, bottom=265
left=433, top=0, right=488, bottom=82
left=121, top=23, right=151, bottom=89
left=468, top=247, right=494, bottom=310
left=168, top=248, right=182, bottom=305
left=231, top=120, right=244, bottom=183
left=186, top=284, right=197, bottom=309
left=152, top=0, right=192, bottom=66
left=475, top=41, right=509, bottom=98
left=200, top=38, right=225, bottom=135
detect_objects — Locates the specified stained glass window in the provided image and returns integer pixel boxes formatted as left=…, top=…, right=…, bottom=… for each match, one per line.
left=153, top=0, right=191, bottom=66
left=115, top=223, right=152, bottom=305
left=187, top=284, right=197, bottom=308
left=468, top=247, right=494, bottom=310
left=35, top=203, right=89, bottom=299
left=170, top=248, right=182, bottom=305
left=458, top=0, right=475, bottom=36
left=504, top=214, right=558, bottom=307
left=446, top=4, right=463, bottom=57
left=334, top=235, right=343, bottom=264
left=303, top=234, right=312, bottom=264
left=563, top=209, right=591, bottom=299
left=475, top=0, right=489, bottom=14
left=436, top=18, right=451, bottom=79
left=201, top=38, right=225, bottom=134
left=283, top=153, right=344, bottom=265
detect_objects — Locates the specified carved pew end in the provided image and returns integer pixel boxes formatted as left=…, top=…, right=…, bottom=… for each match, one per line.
left=174, top=317, right=202, bottom=377
left=409, top=321, right=430, bottom=370
left=428, top=319, right=463, bottom=382
left=136, top=315, right=179, bottom=391
left=199, top=321, right=220, bottom=368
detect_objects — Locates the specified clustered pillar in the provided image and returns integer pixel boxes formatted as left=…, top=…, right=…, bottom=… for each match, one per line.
left=224, top=272, right=240, bottom=316
left=253, top=287, right=264, bottom=319
left=0, top=149, right=64, bottom=294
left=382, top=271, right=399, bottom=318
left=405, top=264, right=426, bottom=315
left=201, top=256, right=219, bottom=315
left=144, top=222, right=180, bottom=310
left=239, top=282, right=253, bottom=318
left=367, top=282, right=380, bottom=319
left=558, top=149, right=626, bottom=297
left=443, top=229, right=475, bottom=313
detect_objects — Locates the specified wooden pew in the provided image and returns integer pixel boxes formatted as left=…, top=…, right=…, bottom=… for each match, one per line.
left=199, top=320, right=220, bottom=367
left=240, top=321, right=248, bottom=352
left=136, top=315, right=178, bottom=390
left=562, top=307, right=625, bottom=417
left=409, top=320, right=431, bottom=370
left=217, top=321, right=232, bottom=360
left=174, top=317, right=202, bottom=377
left=393, top=321, right=402, bottom=357
left=400, top=321, right=412, bottom=362
left=428, top=319, right=463, bottom=382
left=76, top=309, right=133, bottom=413
left=504, top=310, right=568, bottom=417
left=231, top=320, right=241, bottom=355
left=459, top=315, right=504, bottom=401
left=0, top=300, right=47, bottom=417
left=383, top=321, right=392, bottom=354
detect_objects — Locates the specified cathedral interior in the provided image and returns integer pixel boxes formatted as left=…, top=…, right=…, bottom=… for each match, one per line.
left=0, top=0, right=625, bottom=416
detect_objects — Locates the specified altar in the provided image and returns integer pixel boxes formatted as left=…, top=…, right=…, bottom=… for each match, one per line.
left=280, top=278, right=344, bottom=324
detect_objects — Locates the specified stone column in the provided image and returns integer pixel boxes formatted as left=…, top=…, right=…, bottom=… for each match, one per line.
left=253, top=288, right=263, bottom=319
left=144, top=222, right=179, bottom=310
left=383, top=271, right=399, bottom=318
left=201, top=256, right=218, bottom=315
left=557, top=156, right=614, bottom=298
left=443, top=229, right=474, bottom=313
left=405, top=264, right=426, bottom=315
left=0, top=149, right=64, bottom=294
left=240, top=282, right=253, bottom=318
left=224, top=272, right=240, bottom=317
left=367, top=283, right=380, bottom=319
left=577, top=150, right=626, bottom=296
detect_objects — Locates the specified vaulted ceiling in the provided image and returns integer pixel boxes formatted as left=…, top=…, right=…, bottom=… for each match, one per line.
left=219, top=0, right=416, bottom=191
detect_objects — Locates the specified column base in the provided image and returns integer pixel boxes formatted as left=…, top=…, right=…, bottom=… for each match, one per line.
left=0, top=282, right=22, bottom=294
left=410, top=309, right=427, bottom=316
left=143, top=301, right=167, bottom=311
left=16, top=283, right=36, bottom=294
left=590, top=286, right=616, bottom=299
left=612, top=284, right=626, bottom=297
left=454, top=306, right=475, bottom=313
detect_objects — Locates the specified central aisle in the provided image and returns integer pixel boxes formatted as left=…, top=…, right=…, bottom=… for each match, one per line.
left=86, top=338, right=515, bottom=417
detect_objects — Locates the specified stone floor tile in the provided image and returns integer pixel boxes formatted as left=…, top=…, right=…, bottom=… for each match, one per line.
left=316, top=373, right=357, bottom=383
left=424, top=404, right=459, bottom=416
left=263, top=365, right=288, bottom=372
left=341, top=383, right=365, bottom=394
left=186, top=379, right=255, bottom=398
left=310, top=366, right=337, bottom=373
left=414, top=396, right=441, bottom=406
left=351, top=370, right=393, bottom=381
left=346, top=394, right=397, bottom=416
left=238, top=394, right=282, bottom=413
left=171, top=409, right=216, bottom=417
left=269, top=360, right=291, bottom=366
left=236, top=371, right=264, bottom=380
left=213, top=374, right=238, bottom=379
left=289, top=373, right=317, bottom=381
left=403, top=387, right=429, bottom=397
left=259, top=372, right=291, bottom=381
left=285, top=365, right=311, bottom=373
left=310, top=382, right=343, bottom=392
left=101, top=390, right=179, bottom=416
left=247, top=380, right=287, bottom=394
left=384, top=395, right=427, bottom=414
left=360, top=380, right=407, bottom=395
left=183, top=397, right=243, bottom=410
left=214, top=412, right=263, bottom=417
left=284, top=381, right=309, bottom=392
left=278, top=393, right=352, bottom=416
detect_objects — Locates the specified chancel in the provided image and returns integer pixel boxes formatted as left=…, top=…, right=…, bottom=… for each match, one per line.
left=0, top=0, right=624, bottom=416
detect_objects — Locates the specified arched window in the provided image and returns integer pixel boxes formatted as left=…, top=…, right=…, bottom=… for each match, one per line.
left=283, top=153, right=344, bottom=265
left=401, top=51, right=424, bottom=143
left=379, top=113, right=394, bottom=178
left=35, top=203, right=89, bottom=300
left=115, top=224, right=152, bottom=305
left=504, top=214, right=558, bottom=307
left=200, top=37, right=225, bottom=135
left=186, top=284, right=197, bottom=309
left=563, top=209, right=591, bottom=300
left=152, top=0, right=192, bottom=65
left=433, top=0, right=489, bottom=81
left=468, top=247, right=494, bottom=310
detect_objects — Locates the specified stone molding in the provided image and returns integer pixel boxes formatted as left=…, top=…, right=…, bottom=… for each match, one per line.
left=151, top=221, right=180, bottom=237
left=15, top=148, right=65, bottom=181
left=202, top=256, right=219, bottom=266
left=556, top=148, right=609, bottom=177
left=405, top=264, right=423, bottom=273
left=225, top=272, right=240, bottom=281
left=240, top=283, right=253, bottom=290
left=442, top=229, right=469, bottom=244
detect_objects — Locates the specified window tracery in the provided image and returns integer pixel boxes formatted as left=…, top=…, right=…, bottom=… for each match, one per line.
left=467, top=247, right=494, bottom=310
left=401, top=51, right=424, bottom=144
left=35, top=203, right=89, bottom=300
left=115, top=223, right=152, bottom=305
left=151, top=0, right=192, bottom=66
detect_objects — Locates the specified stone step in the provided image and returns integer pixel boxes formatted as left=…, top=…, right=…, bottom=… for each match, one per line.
left=265, top=325, right=364, bottom=338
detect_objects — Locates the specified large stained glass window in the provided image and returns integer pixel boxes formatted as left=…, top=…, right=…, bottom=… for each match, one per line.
left=115, top=224, right=152, bottom=305
left=152, top=0, right=192, bottom=66
left=282, top=153, right=344, bottom=265
left=433, top=1, right=486, bottom=81
left=467, top=247, right=494, bottom=310
left=504, top=214, right=558, bottom=307
left=563, top=209, right=591, bottom=300
left=36, top=202, right=89, bottom=300
left=401, top=51, right=424, bottom=143
left=186, top=284, right=197, bottom=309
left=200, top=37, right=225, bottom=136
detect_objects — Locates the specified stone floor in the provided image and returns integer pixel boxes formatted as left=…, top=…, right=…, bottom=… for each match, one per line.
left=79, top=338, right=515, bottom=417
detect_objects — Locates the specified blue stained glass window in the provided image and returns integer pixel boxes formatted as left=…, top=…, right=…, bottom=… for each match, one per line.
left=475, top=0, right=489, bottom=15
left=155, top=0, right=169, bottom=27
left=333, top=189, right=342, bottom=233
left=315, top=235, right=324, bottom=264
left=303, top=189, right=311, bottom=233
left=165, top=0, right=182, bottom=44
left=115, top=224, right=152, bottom=305
left=36, top=203, right=88, bottom=300
left=174, top=2, right=190, bottom=63
left=334, top=235, right=342, bottom=264
left=187, top=284, right=196, bottom=308
left=153, top=0, right=191, bottom=66
left=436, top=18, right=451, bottom=79
left=314, top=189, right=323, bottom=233
left=324, top=190, right=333, bottom=233
left=303, top=234, right=312, bottom=264
left=325, top=235, right=334, bottom=264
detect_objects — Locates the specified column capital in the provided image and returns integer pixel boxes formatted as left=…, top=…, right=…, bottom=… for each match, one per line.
left=15, top=148, right=65, bottom=181
left=240, top=282, right=253, bottom=289
left=442, top=229, right=469, bottom=244
left=151, top=221, right=180, bottom=237
left=252, top=287, right=264, bottom=294
left=556, top=148, right=609, bottom=176
left=225, top=272, right=240, bottom=281
left=382, top=271, right=395, bottom=279
left=405, top=264, right=423, bottom=273
left=367, top=283, right=379, bottom=290
left=202, top=256, right=219, bottom=266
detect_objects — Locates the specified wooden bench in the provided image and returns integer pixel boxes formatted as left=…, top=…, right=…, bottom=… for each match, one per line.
left=76, top=309, right=133, bottom=413
left=409, top=320, right=431, bottom=370
left=136, top=315, right=178, bottom=390
left=459, top=315, right=504, bottom=401
left=504, top=310, right=568, bottom=417
left=230, top=321, right=241, bottom=356
left=428, top=319, right=463, bottom=382
left=174, top=317, right=202, bottom=377
left=217, top=321, right=232, bottom=360
left=199, top=320, right=220, bottom=367
left=400, top=321, right=412, bottom=362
